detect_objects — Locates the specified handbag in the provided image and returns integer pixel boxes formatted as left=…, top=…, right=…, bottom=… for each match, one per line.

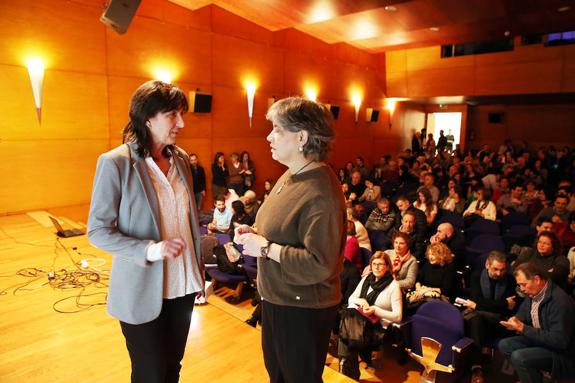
left=339, top=307, right=385, bottom=350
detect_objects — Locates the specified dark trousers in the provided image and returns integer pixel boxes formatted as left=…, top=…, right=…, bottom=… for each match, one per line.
left=499, top=336, right=554, bottom=383
left=262, top=301, right=337, bottom=383
left=464, top=310, right=512, bottom=347
left=120, top=294, right=196, bottom=383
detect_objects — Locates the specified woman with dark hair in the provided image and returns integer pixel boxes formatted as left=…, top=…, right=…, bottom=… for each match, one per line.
left=88, top=80, right=204, bottom=382
left=227, top=152, right=244, bottom=196
left=414, top=187, right=438, bottom=225
left=228, top=200, right=254, bottom=242
left=260, top=178, right=274, bottom=204
left=211, top=151, right=228, bottom=199
left=240, top=151, right=256, bottom=191
left=338, top=251, right=402, bottom=379
left=513, top=231, right=570, bottom=290
left=235, top=97, right=346, bottom=383
left=463, top=187, right=497, bottom=221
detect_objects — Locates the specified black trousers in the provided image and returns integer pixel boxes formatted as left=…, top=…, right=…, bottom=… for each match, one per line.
left=120, top=294, right=196, bottom=383
left=464, top=310, right=512, bottom=347
left=262, top=300, right=338, bottom=383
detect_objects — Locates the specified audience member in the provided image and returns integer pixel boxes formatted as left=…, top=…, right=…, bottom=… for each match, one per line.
left=496, top=183, right=527, bottom=216
left=338, top=252, right=402, bottom=380
left=365, top=198, right=398, bottom=236
left=463, top=251, right=516, bottom=382
left=429, top=222, right=465, bottom=268
left=207, top=195, right=233, bottom=234
left=227, top=152, right=244, bottom=196
left=413, top=188, right=438, bottom=225
left=211, top=152, right=228, bottom=199
left=463, top=187, right=497, bottom=222
left=407, top=242, right=457, bottom=311
left=532, top=194, right=571, bottom=226
left=385, top=232, right=418, bottom=291
left=358, top=178, right=381, bottom=203
left=344, top=220, right=363, bottom=272
left=239, top=151, right=256, bottom=191
left=189, top=153, right=206, bottom=211
left=348, top=170, right=366, bottom=205
left=347, top=208, right=372, bottom=252
left=499, top=262, right=575, bottom=383
left=513, top=231, right=569, bottom=291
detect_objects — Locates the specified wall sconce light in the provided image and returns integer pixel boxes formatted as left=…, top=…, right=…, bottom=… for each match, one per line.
left=385, top=99, right=397, bottom=128
left=153, top=68, right=174, bottom=83
left=26, top=58, right=45, bottom=123
left=244, top=81, right=257, bottom=128
left=351, top=92, right=362, bottom=124
left=303, top=84, right=318, bottom=102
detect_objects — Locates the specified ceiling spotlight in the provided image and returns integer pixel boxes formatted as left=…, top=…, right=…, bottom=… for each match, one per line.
left=429, top=27, right=439, bottom=32
left=557, top=6, right=571, bottom=12
left=384, top=5, right=397, bottom=11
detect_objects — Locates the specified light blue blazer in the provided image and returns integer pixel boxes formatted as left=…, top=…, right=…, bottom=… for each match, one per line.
left=87, top=143, right=204, bottom=325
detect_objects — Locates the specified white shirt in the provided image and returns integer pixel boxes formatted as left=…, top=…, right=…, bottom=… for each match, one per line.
left=145, top=157, right=203, bottom=299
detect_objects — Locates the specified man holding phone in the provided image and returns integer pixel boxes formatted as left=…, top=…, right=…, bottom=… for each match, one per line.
left=498, top=262, right=575, bottom=383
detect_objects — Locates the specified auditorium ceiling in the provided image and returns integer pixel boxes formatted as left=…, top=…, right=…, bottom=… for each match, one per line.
left=169, top=0, right=575, bottom=52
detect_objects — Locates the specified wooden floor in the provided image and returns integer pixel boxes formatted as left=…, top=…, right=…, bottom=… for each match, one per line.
left=0, top=210, right=361, bottom=382
left=4, top=208, right=509, bottom=382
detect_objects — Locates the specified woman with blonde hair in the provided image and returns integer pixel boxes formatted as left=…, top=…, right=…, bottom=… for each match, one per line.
left=407, top=242, right=457, bottom=310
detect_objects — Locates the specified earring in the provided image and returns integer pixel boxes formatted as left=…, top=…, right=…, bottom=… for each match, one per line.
left=298, top=146, right=303, bottom=152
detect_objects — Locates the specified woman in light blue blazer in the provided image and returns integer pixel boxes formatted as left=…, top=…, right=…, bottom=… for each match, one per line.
left=88, top=80, right=204, bottom=383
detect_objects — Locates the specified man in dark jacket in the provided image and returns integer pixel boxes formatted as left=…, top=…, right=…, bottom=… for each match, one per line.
left=499, top=262, right=575, bottom=383
left=189, top=153, right=206, bottom=211
left=462, top=251, right=516, bottom=382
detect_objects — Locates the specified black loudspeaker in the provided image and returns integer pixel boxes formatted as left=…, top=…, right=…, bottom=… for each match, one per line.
left=329, top=105, right=340, bottom=120
left=488, top=112, right=504, bottom=124
left=366, top=108, right=380, bottom=122
left=189, top=92, right=212, bottom=113
left=100, top=0, right=142, bottom=35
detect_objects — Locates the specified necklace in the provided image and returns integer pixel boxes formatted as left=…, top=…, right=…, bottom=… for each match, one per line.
left=276, top=160, right=315, bottom=194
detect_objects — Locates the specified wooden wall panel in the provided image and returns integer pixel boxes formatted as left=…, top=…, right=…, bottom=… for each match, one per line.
left=386, top=71, right=408, bottom=98
left=408, top=67, right=475, bottom=97
left=106, top=17, right=213, bottom=84
left=0, top=140, right=107, bottom=215
left=211, top=34, right=284, bottom=92
left=475, top=60, right=563, bottom=95
left=0, top=0, right=106, bottom=72
left=468, top=104, right=575, bottom=150
left=387, top=43, right=575, bottom=97
left=405, top=47, right=474, bottom=71
left=0, top=66, right=39, bottom=135
left=0, top=1, right=392, bottom=215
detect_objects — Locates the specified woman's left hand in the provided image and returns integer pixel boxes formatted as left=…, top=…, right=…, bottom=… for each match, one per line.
left=236, top=233, right=268, bottom=257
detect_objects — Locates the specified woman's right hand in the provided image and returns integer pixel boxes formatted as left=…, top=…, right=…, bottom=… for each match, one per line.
left=234, top=224, right=255, bottom=244
left=161, top=238, right=186, bottom=259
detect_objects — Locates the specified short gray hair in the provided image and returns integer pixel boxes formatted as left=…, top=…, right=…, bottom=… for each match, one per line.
left=266, top=97, right=335, bottom=161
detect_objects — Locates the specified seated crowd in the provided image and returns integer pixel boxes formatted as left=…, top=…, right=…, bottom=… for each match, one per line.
left=196, top=141, right=575, bottom=383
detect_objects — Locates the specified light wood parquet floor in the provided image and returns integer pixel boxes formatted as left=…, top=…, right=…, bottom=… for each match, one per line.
left=0, top=209, right=364, bottom=382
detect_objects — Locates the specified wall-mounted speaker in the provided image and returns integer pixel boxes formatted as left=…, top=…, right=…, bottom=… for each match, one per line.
left=488, top=112, right=504, bottom=124
left=189, top=91, right=212, bottom=113
left=366, top=107, right=380, bottom=122
left=329, top=105, right=340, bottom=120
left=100, top=0, right=141, bottom=35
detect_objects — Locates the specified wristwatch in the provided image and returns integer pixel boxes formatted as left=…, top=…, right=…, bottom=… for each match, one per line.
left=260, top=241, right=271, bottom=260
